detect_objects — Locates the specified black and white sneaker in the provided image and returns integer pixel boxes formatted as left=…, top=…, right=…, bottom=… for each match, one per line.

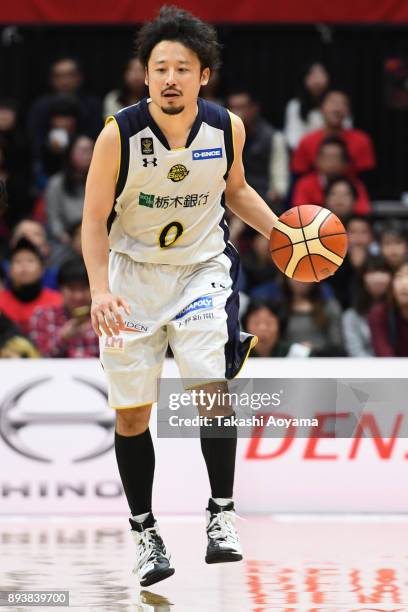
left=129, top=513, right=175, bottom=587
left=205, top=498, right=243, bottom=564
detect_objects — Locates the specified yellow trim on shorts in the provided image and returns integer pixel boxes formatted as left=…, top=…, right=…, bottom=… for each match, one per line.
left=185, top=335, right=259, bottom=390
left=111, top=401, right=154, bottom=410
left=227, top=110, right=236, bottom=171
left=233, top=335, right=259, bottom=379
left=105, top=115, right=121, bottom=184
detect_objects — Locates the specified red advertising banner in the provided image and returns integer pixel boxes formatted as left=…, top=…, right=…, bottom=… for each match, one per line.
left=1, top=0, right=408, bottom=25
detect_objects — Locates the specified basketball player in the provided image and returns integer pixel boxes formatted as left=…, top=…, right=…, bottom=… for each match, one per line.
left=82, top=6, right=278, bottom=587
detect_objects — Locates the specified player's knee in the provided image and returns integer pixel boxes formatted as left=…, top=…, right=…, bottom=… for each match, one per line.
left=115, top=403, right=152, bottom=436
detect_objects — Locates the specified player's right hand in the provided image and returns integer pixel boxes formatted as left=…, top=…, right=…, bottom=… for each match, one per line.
left=90, top=292, right=131, bottom=337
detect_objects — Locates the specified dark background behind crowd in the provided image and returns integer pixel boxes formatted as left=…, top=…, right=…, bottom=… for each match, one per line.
left=1, top=21, right=408, bottom=359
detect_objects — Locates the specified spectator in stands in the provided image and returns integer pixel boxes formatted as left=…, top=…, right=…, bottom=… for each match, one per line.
left=379, top=221, right=408, bottom=271
left=0, top=137, right=33, bottom=233
left=0, top=335, right=40, bottom=358
left=7, top=219, right=61, bottom=286
left=103, top=58, right=146, bottom=118
left=38, top=94, right=82, bottom=181
left=241, top=235, right=278, bottom=297
left=227, top=90, right=289, bottom=206
left=342, top=256, right=392, bottom=356
left=325, top=177, right=359, bottom=221
left=280, top=277, right=344, bottom=356
left=292, top=90, right=376, bottom=181
left=28, top=57, right=102, bottom=163
left=284, top=62, right=330, bottom=150
left=327, top=215, right=376, bottom=309
left=242, top=300, right=289, bottom=357
left=46, top=135, right=94, bottom=243
left=0, top=238, right=62, bottom=334
left=0, top=97, right=31, bottom=177
left=292, top=137, right=370, bottom=214
left=29, top=257, right=98, bottom=358
left=369, top=262, right=408, bottom=356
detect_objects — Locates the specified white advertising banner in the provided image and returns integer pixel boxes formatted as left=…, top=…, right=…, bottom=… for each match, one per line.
left=0, top=358, right=407, bottom=514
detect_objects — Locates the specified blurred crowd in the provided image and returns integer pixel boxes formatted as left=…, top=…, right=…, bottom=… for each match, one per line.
left=1, top=55, right=408, bottom=359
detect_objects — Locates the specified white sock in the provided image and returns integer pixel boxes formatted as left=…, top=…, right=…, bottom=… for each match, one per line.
left=212, top=497, right=233, bottom=507
left=132, top=511, right=150, bottom=523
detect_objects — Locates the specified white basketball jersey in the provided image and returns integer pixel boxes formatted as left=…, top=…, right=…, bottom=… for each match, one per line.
left=106, top=97, right=234, bottom=265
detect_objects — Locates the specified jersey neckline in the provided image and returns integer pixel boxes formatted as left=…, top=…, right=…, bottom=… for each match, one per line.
left=140, top=97, right=203, bottom=151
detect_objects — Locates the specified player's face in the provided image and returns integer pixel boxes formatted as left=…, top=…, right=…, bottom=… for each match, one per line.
left=146, top=41, right=209, bottom=115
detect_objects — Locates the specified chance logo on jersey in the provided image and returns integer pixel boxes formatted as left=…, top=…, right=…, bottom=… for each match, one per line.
left=167, top=164, right=189, bottom=182
left=192, top=147, right=223, bottom=160
left=175, top=296, right=214, bottom=320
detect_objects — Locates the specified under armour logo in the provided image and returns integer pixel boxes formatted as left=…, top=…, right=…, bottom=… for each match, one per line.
left=211, top=282, right=226, bottom=289
left=143, top=158, right=158, bottom=167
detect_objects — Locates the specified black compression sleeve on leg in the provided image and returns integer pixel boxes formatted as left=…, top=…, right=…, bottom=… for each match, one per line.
left=114, top=428, right=155, bottom=516
left=200, top=414, right=237, bottom=499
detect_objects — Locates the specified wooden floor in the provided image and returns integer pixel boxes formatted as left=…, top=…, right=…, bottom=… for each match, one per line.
left=0, top=515, right=407, bottom=611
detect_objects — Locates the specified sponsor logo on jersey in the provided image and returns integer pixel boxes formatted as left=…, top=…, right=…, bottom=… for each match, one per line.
left=175, top=296, right=214, bottom=320
left=138, top=192, right=209, bottom=209
left=141, top=137, right=154, bottom=155
left=120, top=321, right=149, bottom=333
left=167, top=164, right=189, bottom=182
left=139, top=192, right=155, bottom=208
left=192, top=147, right=223, bottom=160
left=143, top=157, right=158, bottom=167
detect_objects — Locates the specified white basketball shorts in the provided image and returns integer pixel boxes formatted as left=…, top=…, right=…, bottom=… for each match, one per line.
left=99, top=243, right=257, bottom=409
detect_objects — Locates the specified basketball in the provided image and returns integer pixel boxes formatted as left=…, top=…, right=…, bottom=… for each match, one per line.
left=269, top=205, right=348, bottom=282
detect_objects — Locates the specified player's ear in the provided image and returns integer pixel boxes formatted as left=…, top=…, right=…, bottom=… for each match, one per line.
left=200, top=68, right=210, bottom=87
left=144, top=67, right=149, bottom=87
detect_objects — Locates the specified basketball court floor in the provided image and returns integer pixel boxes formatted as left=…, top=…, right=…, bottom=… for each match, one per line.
left=0, top=514, right=406, bottom=611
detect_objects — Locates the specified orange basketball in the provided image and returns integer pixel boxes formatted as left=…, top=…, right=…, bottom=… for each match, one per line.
left=269, top=205, right=348, bottom=282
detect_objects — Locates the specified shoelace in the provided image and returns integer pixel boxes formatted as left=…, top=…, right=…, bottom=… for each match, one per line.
left=207, top=510, right=240, bottom=543
left=134, top=526, right=167, bottom=571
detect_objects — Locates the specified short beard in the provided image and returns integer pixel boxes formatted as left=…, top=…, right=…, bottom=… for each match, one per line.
left=161, top=105, right=185, bottom=115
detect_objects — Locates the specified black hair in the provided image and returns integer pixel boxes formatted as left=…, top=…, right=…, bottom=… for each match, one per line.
left=353, top=255, right=393, bottom=315
left=136, top=6, right=221, bottom=72
left=242, top=299, right=287, bottom=335
left=49, top=94, right=81, bottom=119
left=9, top=238, right=44, bottom=263
left=57, top=257, right=88, bottom=287
left=345, top=214, right=373, bottom=230
left=325, top=176, right=358, bottom=201
left=226, top=90, right=261, bottom=108
left=379, top=220, right=408, bottom=244
left=318, top=136, right=350, bottom=163
left=297, top=61, right=329, bottom=121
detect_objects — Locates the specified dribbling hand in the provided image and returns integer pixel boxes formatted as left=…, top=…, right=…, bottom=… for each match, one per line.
left=91, top=291, right=131, bottom=337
